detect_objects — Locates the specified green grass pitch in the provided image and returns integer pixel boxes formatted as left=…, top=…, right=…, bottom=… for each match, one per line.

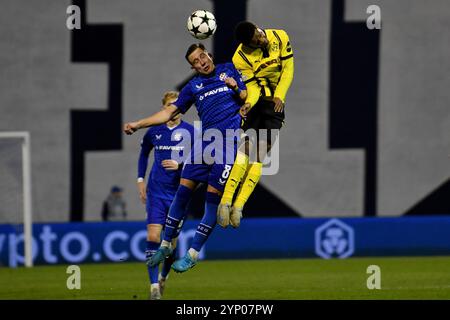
left=1, top=256, right=450, bottom=300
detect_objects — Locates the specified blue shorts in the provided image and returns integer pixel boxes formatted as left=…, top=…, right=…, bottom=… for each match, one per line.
left=181, top=138, right=237, bottom=192
left=146, top=194, right=171, bottom=225
left=146, top=194, right=184, bottom=236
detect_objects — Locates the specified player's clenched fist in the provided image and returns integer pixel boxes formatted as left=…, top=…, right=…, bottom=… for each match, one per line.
left=124, top=122, right=139, bottom=135
left=224, top=77, right=238, bottom=89
left=239, top=103, right=251, bottom=118
left=161, top=159, right=179, bottom=171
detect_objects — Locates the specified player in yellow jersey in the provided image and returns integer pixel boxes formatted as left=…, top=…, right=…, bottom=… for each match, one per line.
left=218, top=21, right=295, bottom=228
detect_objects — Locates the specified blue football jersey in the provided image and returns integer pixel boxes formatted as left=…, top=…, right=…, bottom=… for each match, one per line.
left=138, top=120, right=194, bottom=199
left=173, top=63, right=246, bottom=133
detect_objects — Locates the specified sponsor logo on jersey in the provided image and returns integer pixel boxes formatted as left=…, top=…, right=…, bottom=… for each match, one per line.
left=195, top=83, right=203, bottom=90
left=155, top=145, right=185, bottom=151
left=255, top=58, right=279, bottom=74
left=155, top=134, right=162, bottom=140
left=198, top=86, right=230, bottom=101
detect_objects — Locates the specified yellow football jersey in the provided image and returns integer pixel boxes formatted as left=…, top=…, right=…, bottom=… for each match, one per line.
left=232, top=28, right=294, bottom=108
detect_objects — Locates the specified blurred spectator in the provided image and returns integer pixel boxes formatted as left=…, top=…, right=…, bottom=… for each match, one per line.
left=102, top=186, right=127, bottom=221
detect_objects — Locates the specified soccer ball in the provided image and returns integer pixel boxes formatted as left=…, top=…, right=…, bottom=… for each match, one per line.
left=186, top=10, right=217, bottom=40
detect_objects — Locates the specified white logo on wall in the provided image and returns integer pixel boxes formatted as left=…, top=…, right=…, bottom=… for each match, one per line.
left=315, top=219, right=354, bottom=259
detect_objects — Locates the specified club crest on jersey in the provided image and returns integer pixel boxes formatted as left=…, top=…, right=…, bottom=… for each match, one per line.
left=155, top=134, right=162, bottom=140
left=173, top=133, right=182, bottom=141
left=271, top=42, right=279, bottom=52
left=219, top=72, right=228, bottom=81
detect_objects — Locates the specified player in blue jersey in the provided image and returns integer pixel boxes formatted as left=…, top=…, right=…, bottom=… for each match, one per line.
left=124, top=43, right=247, bottom=273
left=137, top=91, right=195, bottom=299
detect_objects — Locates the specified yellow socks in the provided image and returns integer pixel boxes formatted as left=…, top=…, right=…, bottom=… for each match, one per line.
left=221, top=151, right=263, bottom=209
left=220, top=152, right=249, bottom=204
left=233, top=162, right=263, bottom=208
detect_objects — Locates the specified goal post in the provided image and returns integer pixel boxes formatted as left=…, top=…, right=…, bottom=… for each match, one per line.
left=0, top=131, right=33, bottom=267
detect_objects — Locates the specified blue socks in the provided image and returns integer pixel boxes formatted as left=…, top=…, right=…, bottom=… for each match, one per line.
left=147, top=241, right=179, bottom=283
left=145, top=241, right=160, bottom=284
left=163, top=185, right=193, bottom=243
left=191, top=192, right=220, bottom=252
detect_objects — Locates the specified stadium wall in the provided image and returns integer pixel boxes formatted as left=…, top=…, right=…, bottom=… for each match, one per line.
left=0, top=0, right=449, bottom=222
left=1, top=217, right=450, bottom=267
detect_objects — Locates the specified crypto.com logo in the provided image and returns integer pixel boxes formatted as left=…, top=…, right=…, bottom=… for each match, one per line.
left=315, top=219, right=355, bottom=259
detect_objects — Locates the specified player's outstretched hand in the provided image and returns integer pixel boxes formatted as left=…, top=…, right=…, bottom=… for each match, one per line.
left=162, top=160, right=179, bottom=171
left=240, top=103, right=251, bottom=118
left=124, top=122, right=139, bottom=135
left=137, top=181, right=147, bottom=204
left=273, top=97, right=285, bottom=113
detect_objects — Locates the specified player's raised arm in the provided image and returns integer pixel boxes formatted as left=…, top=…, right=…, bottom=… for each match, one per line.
left=273, top=30, right=294, bottom=111
left=123, top=105, right=180, bottom=135
left=224, top=77, right=247, bottom=101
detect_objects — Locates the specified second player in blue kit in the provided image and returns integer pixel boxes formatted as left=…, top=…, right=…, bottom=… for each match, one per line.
left=137, top=91, right=195, bottom=299
left=124, top=43, right=247, bottom=273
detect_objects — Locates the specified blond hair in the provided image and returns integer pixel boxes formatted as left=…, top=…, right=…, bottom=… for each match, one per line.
left=162, top=91, right=179, bottom=105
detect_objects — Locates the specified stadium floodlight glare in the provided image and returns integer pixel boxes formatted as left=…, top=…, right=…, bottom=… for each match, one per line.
left=0, top=131, right=33, bottom=267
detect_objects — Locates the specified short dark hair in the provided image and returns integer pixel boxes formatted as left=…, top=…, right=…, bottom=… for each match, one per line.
left=234, top=21, right=257, bottom=45
left=185, top=43, right=206, bottom=62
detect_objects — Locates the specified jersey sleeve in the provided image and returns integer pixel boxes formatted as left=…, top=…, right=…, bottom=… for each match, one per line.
left=274, top=30, right=295, bottom=103
left=137, top=130, right=153, bottom=179
left=173, top=84, right=195, bottom=114
left=232, top=51, right=261, bottom=108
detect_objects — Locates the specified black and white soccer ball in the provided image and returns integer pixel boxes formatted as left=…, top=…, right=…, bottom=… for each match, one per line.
left=186, top=10, right=217, bottom=40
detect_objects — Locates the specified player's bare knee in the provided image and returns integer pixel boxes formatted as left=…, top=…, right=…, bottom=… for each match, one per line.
left=147, top=224, right=162, bottom=242
left=207, top=184, right=222, bottom=196
left=180, top=178, right=197, bottom=190
left=147, top=233, right=160, bottom=243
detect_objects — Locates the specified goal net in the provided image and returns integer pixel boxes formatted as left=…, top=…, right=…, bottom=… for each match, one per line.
left=0, top=132, right=33, bottom=267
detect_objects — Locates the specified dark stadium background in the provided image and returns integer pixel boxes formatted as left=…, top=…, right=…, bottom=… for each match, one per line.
left=1, top=0, right=449, bottom=259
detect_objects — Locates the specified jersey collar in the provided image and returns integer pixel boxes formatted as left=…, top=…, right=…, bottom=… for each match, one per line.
left=166, top=121, right=182, bottom=130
